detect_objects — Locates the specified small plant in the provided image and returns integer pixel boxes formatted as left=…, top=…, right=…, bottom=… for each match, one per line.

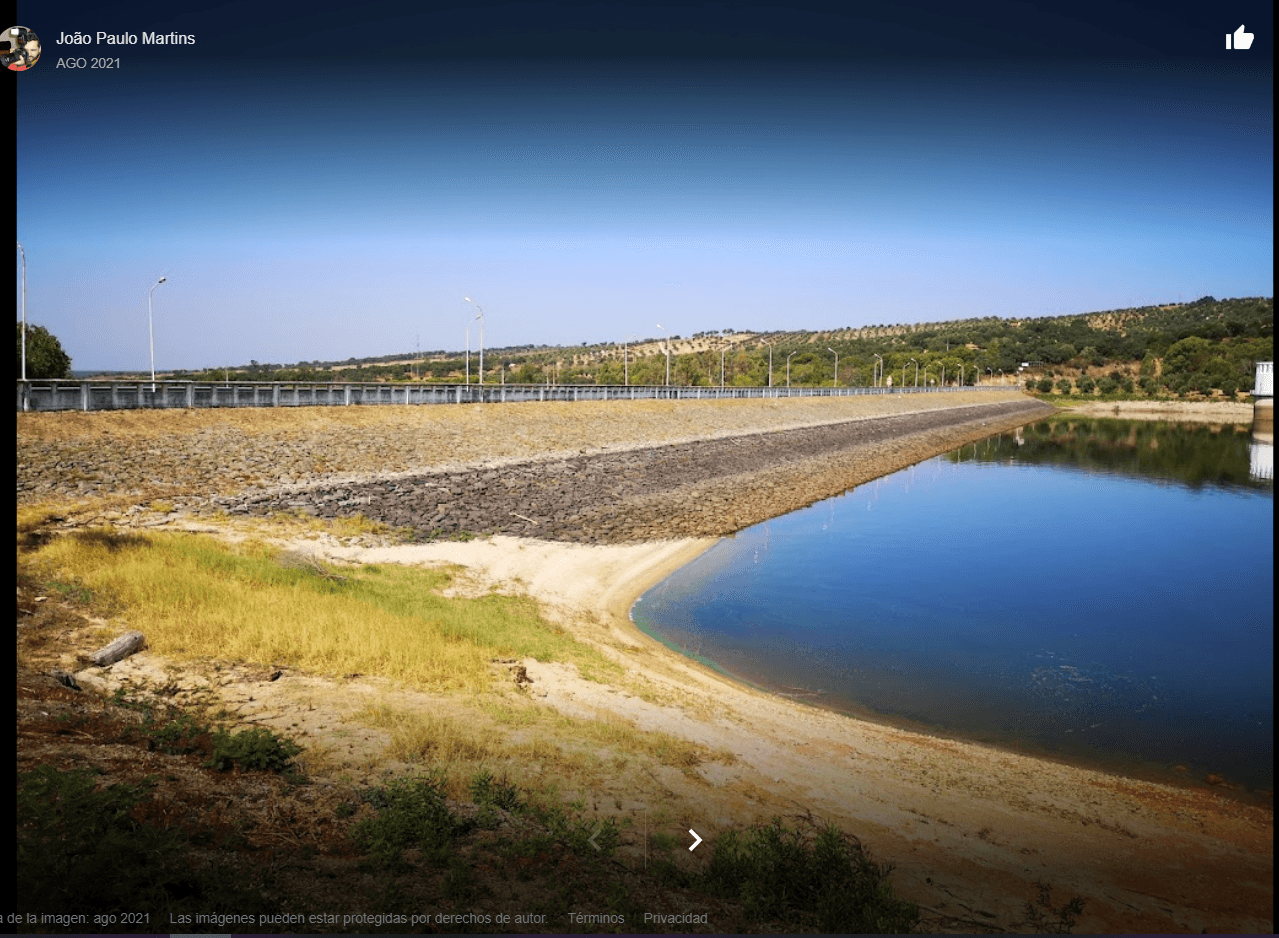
left=207, top=726, right=302, bottom=773
left=351, top=774, right=464, bottom=866
left=146, top=712, right=209, bottom=756
left=17, top=767, right=185, bottom=913
left=470, top=770, right=523, bottom=812
left=701, top=817, right=919, bottom=933
left=1023, top=881, right=1086, bottom=934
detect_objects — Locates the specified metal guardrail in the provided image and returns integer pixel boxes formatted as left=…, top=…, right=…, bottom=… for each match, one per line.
left=16, top=380, right=1017, bottom=412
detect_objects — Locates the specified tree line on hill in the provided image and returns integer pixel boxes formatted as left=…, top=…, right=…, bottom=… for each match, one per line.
left=18, top=296, right=1273, bottom=400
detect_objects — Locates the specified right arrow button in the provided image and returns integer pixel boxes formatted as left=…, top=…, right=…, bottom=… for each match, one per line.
left=688, top=829, right=702, bottom=851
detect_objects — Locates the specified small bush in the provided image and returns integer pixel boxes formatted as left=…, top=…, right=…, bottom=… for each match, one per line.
left=1023, top=881, right=1086, bottom=934
left=208, top=727, right=302, bottom=773
left=470, top=770, right=523, bottom=812
left=351, top=774, right=464, bottom=866
left=17, top=767, right=186, bottom=913
left=701, top=818, right=919, bottom=933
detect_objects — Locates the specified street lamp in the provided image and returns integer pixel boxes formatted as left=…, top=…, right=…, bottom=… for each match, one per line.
left=873, top=353, right=882, bottom=388
left=958, top=363, right=965, bottom=386
left=464, top=297, right=485, bottom=386
left=656, top=323, right=670, bottom=386
left=910, top=358, right=919, bottom=387
left=902, top=361, right=908, bottom=389
left=786, top=351, right=797, bottom=388
left=720, top=343, right=726, bottom=388
left=828, top=348, right=839, bottom=387
left=622, top=336, right=638, bottom=386
left=987, top=367, right=994, bottom=384
left=460, top=305, right=473, bottom=384
left=148, top=275, right=168, bottom=392
left=17, top=241, right=26, bottom=383
left=762, top=339, right=774, bottom=388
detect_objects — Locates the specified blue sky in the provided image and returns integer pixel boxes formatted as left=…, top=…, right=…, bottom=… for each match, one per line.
left=16, top=1, right=1274, bottom=372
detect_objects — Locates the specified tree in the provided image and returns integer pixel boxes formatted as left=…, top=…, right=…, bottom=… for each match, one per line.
left=16, top=323, right=72, bottom=379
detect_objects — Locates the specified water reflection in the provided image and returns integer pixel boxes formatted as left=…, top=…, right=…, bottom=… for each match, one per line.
left=947, top=415, right=1271, bottom=492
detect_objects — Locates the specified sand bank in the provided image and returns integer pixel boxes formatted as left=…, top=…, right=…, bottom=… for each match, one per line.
left=1057, top=400, right=1258, bottom=423
left=310, top=533, right=1272, bottom=934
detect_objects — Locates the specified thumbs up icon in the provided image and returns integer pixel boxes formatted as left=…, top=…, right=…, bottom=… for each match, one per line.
left=1226, top=25, right=1253, bottom=50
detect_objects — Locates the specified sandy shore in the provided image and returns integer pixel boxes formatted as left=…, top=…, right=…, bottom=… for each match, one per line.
left=279, top=531, right=1272, bottom=934
left=1055, top=399, right=1259, bottom=423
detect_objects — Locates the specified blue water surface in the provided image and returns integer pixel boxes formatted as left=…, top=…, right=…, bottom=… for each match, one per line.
left=632, top=421, right=1274, bottom=791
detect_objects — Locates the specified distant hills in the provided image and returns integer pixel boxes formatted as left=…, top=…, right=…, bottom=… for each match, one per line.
left=90, top=296, right=1273, bottom=397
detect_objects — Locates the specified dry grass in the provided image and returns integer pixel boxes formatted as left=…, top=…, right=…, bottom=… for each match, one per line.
left=355, top=696, right=733, bottom=798
left=22, top=527, right=616, bottom=692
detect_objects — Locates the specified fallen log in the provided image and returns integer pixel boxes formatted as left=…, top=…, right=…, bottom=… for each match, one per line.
left=88, top=630, right=146, bottom=667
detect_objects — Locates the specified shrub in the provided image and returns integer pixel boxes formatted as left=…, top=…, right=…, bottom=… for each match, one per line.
left=701, top=818, right=919, bottom=933
left=1055, top=378, right=1073, bottom=394
left=208, top=727, right=302, bottom=773
left=351, top=774, right=463, bottom=865
left=17, top=767, right=185, bottom=913
left=1036, top=378, right=1054, bottom=393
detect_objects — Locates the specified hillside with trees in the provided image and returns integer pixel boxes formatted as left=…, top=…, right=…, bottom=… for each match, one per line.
left=147, top=296, right=1272, bottom=401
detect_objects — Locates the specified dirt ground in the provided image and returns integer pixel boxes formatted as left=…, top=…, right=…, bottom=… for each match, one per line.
left=16, top=394, right=1273, bottom=933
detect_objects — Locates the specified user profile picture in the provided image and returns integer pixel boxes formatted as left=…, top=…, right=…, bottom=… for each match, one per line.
left=3, top=26, right=42, bottom=71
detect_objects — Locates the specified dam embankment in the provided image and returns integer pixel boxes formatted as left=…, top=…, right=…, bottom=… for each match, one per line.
left=218, top=396, right=1051, bottom=542
left=17, top=391, right=1051, bottom=540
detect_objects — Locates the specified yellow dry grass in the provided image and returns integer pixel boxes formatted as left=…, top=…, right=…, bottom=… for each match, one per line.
left=22, top=527, right=616, bottom=692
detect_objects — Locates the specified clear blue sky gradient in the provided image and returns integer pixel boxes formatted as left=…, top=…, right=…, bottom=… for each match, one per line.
left=16, top=1, right=1274, bottom=372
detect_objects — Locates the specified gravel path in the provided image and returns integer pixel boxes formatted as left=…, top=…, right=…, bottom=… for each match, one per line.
left=17, top=391, right=1051, bottom=540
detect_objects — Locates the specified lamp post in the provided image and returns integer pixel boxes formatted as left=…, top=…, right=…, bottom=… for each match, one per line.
left=464, top=297, right=485, bottom=385
left=656, top=323, right=670, bottom=386
left=786, top=351, right=797, bottom=388
left=902, top=361, right=908, bottom=389
left=873, top=353, right=882, bottom=388
left=621, top=336, right=638, bottom=386
left=828, top=348, right=839, bottom=387
left=762, top=339, right=774, bottom=388
left=910, top=358, right=919, bottom=387
left=987, top=367, right=994, bottom=384
left=148, top=275, right=168, bottom=392
left=720, top=343, right=726, bottom=388
left=958, top=363, right=965, bottom=386
left=17, top=241, right=26, bottom=384
left=461, top=310, right=472, bottom=385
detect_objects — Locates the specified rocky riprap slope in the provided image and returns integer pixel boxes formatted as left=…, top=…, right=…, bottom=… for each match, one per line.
left=213, top=398, right=1051, bottom=543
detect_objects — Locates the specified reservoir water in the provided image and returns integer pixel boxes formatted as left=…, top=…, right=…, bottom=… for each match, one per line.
left=632, top=416, right=1274, bottom=794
